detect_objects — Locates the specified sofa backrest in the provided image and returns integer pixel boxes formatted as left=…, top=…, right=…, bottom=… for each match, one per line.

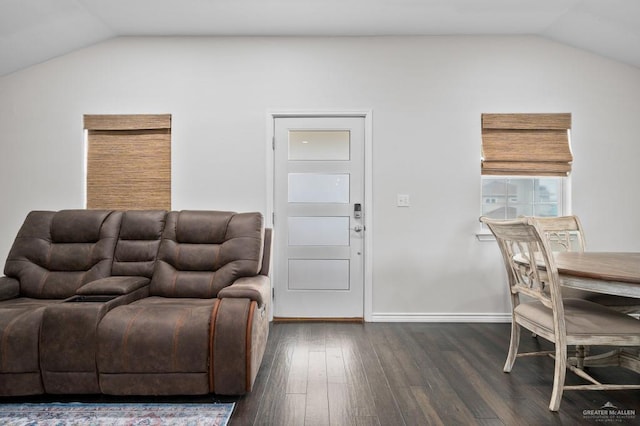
left=4, top=210, right=122, bottom=299
left=112, top=210, right=167, bottom=278
left=150, top=210, right=264, bottom=298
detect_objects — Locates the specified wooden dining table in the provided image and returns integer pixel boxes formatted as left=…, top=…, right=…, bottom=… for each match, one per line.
left=551, top=252, right=640, bottom=299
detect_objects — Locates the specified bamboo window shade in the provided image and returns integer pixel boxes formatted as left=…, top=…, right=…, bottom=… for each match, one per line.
left=84, top=114, right=171, bottom=210
left=481, top=113, right=572, bottom=176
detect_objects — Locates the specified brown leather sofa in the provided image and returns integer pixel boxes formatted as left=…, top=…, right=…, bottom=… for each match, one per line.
left=0, top=209, right=271, bottom=397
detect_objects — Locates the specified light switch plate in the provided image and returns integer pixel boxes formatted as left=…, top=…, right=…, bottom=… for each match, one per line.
left=397, top=194, right=410, bottom=207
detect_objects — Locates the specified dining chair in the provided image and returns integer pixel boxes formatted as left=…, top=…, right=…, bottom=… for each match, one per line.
left=533, top=216, right=591, bottom=361
left=534, top=215, right=586, bottom=253
left=534, top=215, right=640, bottom=316
left=480, top=216, right=640, bottom=411
left=532, top=215, right=587, bottom=304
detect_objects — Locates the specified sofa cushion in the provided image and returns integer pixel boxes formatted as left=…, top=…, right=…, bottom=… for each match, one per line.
left=0, top=298, right=62, bottom=396
left=176, top=210, right=229, bottom=244
left=4, top=210, right=122, bottom=299
left=97, top=297, right=215, bottom=375
left=0, top=277, right=19, bottom=301
left=50, top=210, right=107, bottom=243
left=112, top=210, right=166, bottom=278
left=150, top=211, right=263, bottom=298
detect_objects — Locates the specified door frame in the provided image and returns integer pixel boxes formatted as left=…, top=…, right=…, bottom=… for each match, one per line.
left=266, top=110, right=373, bottom=322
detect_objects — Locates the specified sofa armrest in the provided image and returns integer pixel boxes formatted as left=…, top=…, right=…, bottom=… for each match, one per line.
left=77, top=276, right=150, bottom=295
left=212, top=278, right=271, bottom=395
left=217, top=275, right=270, bottom=308
left=0, top=276, right=19, bottom=301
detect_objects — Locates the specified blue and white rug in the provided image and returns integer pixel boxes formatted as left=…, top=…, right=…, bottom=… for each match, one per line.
left=0, top=402, right=235, bottom=426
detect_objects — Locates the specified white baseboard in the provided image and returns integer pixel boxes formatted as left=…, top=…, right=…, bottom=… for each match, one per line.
left=370, top=312, right=512, bottom=323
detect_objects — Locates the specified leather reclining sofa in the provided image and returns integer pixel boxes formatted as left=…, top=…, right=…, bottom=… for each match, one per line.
left=0, top=209, right=271, bottom=397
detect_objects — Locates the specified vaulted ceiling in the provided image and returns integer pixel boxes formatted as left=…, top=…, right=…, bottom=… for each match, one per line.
left=1, top=0, right=639, bottom=77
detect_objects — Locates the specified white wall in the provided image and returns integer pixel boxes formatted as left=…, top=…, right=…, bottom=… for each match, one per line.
left=1, top=35, right=639, bottom=319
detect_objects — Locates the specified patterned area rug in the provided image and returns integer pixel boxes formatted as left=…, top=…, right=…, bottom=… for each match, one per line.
left=0, top=402, right=235, bottom=426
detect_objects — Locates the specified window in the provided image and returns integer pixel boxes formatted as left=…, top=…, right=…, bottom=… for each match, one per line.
left=84, top=114, right=171, bottom=210
left=481, top=176, right=564, bottom=220
left=480, top=113, right=572, bottom=230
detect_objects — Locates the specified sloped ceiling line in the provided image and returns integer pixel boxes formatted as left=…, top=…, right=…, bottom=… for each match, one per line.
left=0, top=0, right=638, bottom=77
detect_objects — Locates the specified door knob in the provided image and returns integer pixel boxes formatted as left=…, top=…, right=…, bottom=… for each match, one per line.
left=353, top=225, right=363, bottom=232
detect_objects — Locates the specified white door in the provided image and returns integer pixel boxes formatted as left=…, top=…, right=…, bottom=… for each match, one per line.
left=273, top=116, right=365, bottom=319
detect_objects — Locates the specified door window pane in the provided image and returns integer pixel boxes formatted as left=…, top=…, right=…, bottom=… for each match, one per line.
left=288, top=173, right=349, bottom=203
left=288, top=217, right=349, bottom=246
left=288, top=259, right=350, bottom=290
left=289, top=130, right=350, bottom=161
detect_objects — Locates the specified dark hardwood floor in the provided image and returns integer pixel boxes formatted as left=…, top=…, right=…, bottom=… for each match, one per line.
left=2, top=322, right=637, bottom=425
left=228, top=322, right=639, bottom=425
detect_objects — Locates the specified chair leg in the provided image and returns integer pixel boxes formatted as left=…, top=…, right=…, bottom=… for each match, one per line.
left=549, top=344, right=567, bottom=411
left=504, top=320, right=521, bottom=372
left=576, top=345, right=585, bottom=369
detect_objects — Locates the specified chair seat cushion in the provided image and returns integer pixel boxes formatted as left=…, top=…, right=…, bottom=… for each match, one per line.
left=97, top=296, right=216, bottom=374
left=515, top=298, right=640, bottom=338
left=585, top=294, right=640, bottom=314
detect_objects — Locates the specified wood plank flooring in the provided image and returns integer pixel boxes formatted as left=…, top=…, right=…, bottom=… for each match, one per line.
left=229, top=322, right=639, bottom=425
left=1, top=322, right=637, bottom=425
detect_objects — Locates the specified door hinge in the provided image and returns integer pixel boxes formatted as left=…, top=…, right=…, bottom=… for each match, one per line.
left=272, top=288, right=275, bottom=300
left=272, top=212, right=275, bottom=224
left=272, top=136, right=275, bottom=150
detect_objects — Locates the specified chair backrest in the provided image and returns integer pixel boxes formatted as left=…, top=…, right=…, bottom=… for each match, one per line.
left=4, top=210, right=122, bottom=299
left=111, top=210, right=167, bottom=278
left=533, top=215, right=585, bottom=252
left=150, top=210, right=264, bottom=298
left=480, top=216, right=564, bottom=314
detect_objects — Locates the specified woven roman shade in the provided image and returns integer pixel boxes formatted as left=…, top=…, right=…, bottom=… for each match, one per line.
left=481, top=113, right=572, bottom=176
left=85, top=114, right=171, bottom=210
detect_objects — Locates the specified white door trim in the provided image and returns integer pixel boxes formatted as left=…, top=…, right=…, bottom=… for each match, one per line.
left=266, top=110, right=373, bottom=321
